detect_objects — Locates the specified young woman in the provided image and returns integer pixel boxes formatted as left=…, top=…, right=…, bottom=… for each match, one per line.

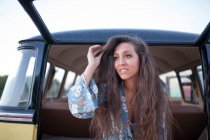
left=68, top=35, right=172, bottom=140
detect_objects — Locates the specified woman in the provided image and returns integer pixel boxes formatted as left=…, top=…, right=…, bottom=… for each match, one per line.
left=68, top=35, right=172, bottom=140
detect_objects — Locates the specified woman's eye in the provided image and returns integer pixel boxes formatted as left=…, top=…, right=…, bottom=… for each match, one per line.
left=114, top=56, right=119, bottom=61
left=126, top=54, right=131, bottom=58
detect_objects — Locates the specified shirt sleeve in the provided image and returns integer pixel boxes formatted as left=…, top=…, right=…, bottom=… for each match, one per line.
left=68, top=74, right=99, bottom=119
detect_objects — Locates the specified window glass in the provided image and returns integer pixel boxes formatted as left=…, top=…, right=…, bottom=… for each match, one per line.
left=0, top=48, right=37, bottom=108
left=43, top=62, right=50, bottom=90
left=75, top=75, right=81, bottom=84
left=61, top=74, right=81, bottom=98
left=159, top=71, right=181, bottom=99
left=46, top=67, right=65, bottom=98
left=196, top=65, right=204, bottom=93
left=63, top=71, right=76, bottom=98
left=19, top=57, right=36, bottom=107
left=0, top=75, right=8, bottom=99
left=179, top=69, right=198, bottom=104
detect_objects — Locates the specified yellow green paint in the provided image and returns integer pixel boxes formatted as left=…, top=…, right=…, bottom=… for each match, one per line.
left=0, top=122, right=37, bottom=140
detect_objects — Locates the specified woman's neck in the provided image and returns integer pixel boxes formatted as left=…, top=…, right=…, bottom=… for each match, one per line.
left=124, top=79, right=137, bottom=95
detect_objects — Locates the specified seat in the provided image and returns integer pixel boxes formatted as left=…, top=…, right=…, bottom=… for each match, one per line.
left=41, top=100, right=205, bottom=140
left=170, top=104, right=205, bottom=140
left=41, top=101, right=91, bottom=138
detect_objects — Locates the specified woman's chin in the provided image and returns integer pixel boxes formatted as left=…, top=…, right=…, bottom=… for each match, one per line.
left=119, top=75, right=129, bottom=81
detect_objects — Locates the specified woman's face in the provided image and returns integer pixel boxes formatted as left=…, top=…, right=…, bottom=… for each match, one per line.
left=114, top=42, right=140, bottom=81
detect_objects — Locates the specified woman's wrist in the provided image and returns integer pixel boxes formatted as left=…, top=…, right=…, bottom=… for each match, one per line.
left=86, top=64, right=97, bottom=73
left=83, top=65, right=96, bottom=86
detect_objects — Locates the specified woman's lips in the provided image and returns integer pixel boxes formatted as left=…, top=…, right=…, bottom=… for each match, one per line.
left=119, top=68, right=128, bottom=74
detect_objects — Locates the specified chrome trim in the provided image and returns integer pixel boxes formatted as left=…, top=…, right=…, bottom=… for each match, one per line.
left=0, top=112, right=33, bottom=122
left=0, top=117, right=32, bottom=122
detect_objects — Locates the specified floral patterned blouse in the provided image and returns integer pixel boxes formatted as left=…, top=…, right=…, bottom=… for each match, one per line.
left=68, top=75, right=167, bottom=140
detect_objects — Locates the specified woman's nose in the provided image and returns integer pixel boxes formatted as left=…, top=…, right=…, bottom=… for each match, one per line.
left=119, top=57, right=125, bottom=65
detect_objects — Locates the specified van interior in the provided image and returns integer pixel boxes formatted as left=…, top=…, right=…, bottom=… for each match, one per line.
left=40, top=44, right=206, bottom=140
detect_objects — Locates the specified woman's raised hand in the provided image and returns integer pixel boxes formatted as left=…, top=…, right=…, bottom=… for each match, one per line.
left=87, top=45, right=103, bottom=70
left=83, top=45, right=103, bottom=86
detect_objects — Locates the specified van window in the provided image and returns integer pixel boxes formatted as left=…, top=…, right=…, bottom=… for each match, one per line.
left=46, top=66, right=65, bottom=98
left=63, top=71, right=76, bottom=98
left=43, top=62, right=50, bottom=89
left=159, top=71, right=181, bottom=99
left=196, top=65, right=204, bottom=94
left=0, top=48, right=37, bottom=108
left=179, top=69, right=198, bottom=104
left=0, top=75, right=8, bottom=99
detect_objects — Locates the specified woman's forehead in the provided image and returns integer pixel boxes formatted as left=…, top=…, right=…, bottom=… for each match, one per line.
left=114, top=42, right=135, bottom=53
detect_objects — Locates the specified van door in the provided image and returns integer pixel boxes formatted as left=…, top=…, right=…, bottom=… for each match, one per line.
left=199, top=26, right=210, bottom=139
left=0, top=41, right=48, bottom=140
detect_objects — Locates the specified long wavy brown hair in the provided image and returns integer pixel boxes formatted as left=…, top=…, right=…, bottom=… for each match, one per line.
left=90, top=35, right=173, bottom=140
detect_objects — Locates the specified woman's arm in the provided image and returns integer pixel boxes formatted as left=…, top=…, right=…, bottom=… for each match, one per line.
left=68, top=75, right=99, bottom=119
left=83, top=45, right=103, bottom=86
left=68, top=45, right=103, bottom=119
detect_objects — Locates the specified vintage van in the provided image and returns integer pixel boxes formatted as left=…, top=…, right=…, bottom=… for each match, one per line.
left=0, top=0, right=210, bottom=140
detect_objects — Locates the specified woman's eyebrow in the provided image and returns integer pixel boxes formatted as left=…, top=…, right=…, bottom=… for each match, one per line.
left=114, top=50, right=135, bottom=55
left=124, top=50, right=135, bottom=53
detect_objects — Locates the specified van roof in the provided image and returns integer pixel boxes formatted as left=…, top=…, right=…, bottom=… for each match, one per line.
left=20, top=29, right=199, bottom=45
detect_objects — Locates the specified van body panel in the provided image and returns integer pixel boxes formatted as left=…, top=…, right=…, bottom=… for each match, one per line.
left=0, top=122, right=37, bottom=140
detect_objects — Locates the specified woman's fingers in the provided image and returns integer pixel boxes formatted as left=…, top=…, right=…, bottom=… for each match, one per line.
left=87, top=45, right=103, bottom=67
left=89, top=45, right=102, bottom=55
left=94, top=49, right=103, bottom=57
left=97, top=51, right=103, bottom=60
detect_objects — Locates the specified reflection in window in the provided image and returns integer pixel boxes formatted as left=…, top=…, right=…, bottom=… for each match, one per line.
left=0, top=49, right=37, bottom=108
left=46, top=67, right=65, bottom=98
left=159, top=71, right=181, bottom=99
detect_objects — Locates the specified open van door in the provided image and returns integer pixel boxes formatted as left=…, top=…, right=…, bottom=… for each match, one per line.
left=0, top=41, right=48, bottom=140
left=199, top=22, right=210, bottom=139
left=0, top=0, right=51, bottom=139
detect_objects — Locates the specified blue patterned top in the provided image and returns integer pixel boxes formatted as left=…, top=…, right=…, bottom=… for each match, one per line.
left=68, top=75, right=166, bottom=139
